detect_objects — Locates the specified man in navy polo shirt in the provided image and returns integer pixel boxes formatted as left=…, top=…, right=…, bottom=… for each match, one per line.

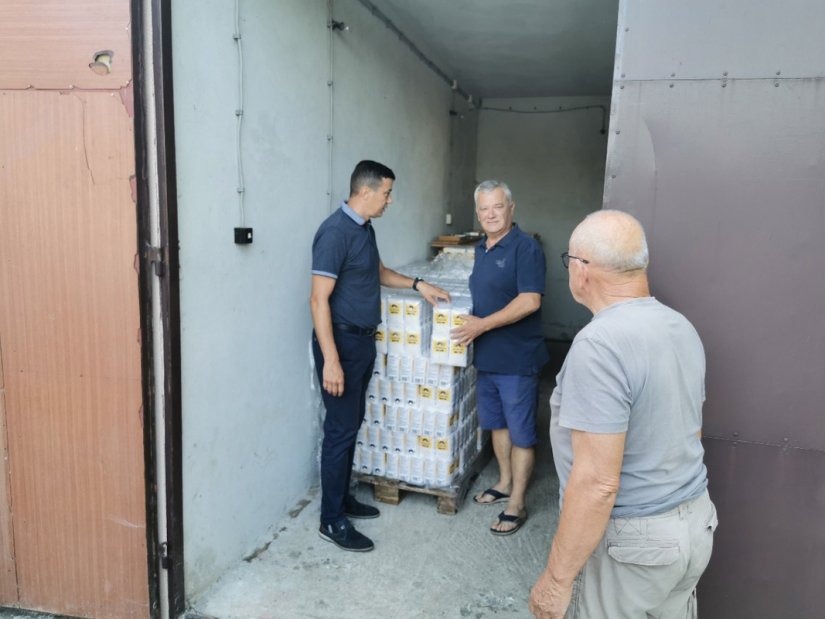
left=452, top=180, right=549, bottom=536
left=310, top=160, right=450, bottom=552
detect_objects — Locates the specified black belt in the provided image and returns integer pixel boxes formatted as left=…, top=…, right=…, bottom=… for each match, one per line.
left=333, top=323, right=376, bottom=337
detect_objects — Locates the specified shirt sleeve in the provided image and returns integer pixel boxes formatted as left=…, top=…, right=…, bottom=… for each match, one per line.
left=312, top=226, right=347, bottom=279
left=559, top=337, right=631, bottom=433
left=516, top=237, right=546, bottom=294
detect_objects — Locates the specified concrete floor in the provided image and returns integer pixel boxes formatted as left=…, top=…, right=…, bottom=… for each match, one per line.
left=188, top=346, right=567, bottom=619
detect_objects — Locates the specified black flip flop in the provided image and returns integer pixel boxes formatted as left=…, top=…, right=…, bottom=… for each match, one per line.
left=473, top=488, right=510, bottom=505
left=490, top=511, right=527, bottom=536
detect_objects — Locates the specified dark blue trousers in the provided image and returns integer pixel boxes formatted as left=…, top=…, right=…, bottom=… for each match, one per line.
left=312, top=330, right=376, bottom=526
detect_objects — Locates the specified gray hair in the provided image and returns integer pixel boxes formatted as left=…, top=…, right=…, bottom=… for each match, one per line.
left=570, top=209, right=649, bottom=272
left=474, top=180, right=513, bottom=205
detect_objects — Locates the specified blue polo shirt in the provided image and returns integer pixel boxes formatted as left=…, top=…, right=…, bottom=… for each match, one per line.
left=312, top=202, right=381, bottom=328
left=469, top=224, right=549, bottom=375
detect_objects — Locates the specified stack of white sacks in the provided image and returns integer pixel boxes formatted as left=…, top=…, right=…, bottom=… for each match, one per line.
left=354, top=249, right=483, bottom=488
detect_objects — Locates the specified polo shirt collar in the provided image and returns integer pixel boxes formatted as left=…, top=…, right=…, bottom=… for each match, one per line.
left=341, top=201, right=368, bottom=226
left=479, top=223, right=519, bottom=249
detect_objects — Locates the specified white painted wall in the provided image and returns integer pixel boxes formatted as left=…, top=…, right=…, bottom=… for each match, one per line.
left=476, top=96, right=610, bottom=340
left=172, top=0, right=466, bottom=600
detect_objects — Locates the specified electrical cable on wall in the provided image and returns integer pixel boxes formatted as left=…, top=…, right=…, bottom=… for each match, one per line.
left=327, top=0, right=336, bottom=213
left=233, top=0, right=253, bottom=243
left=480, top=104, right=608, bottom=134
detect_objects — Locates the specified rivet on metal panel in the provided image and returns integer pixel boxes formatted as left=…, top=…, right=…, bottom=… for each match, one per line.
left=723, top=71, right=728, bottom=77
left=619, top=85, right=625, bottom=90
left=733, top=431, right=739, bottom=437
left=669, top=84, right=674, bottom=88
left=611, top=174, right=617, bottom=179
left=776, top=70, right=781, bottom=75
left=722, top=82, right=727, bottom=88
left=670, top=73, right=676, bottom=78
left=615, top=130, right=621, bottom=135
left=783, top=437, right=789, bottom=442
left=621, top=73, right=626, bottom=78
left=774, top=82, right=780, bottom=87
left=624, top=27, right=629, bottom=32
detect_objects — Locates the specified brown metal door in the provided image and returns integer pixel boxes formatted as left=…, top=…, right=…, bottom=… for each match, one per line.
left=0, top=2, right=150, bottom=618
left=606, top=1, right=825, bottom=616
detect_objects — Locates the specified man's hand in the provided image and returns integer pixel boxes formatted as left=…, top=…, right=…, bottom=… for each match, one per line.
left=418, top=281, right=451, bottom=307
left=450, top=314, right=487, bottom=345
left=322, top=359, right=345, bottom=397
left=528, top=570, right=572, bottom=619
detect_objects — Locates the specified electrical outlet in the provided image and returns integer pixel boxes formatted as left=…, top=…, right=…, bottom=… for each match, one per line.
left=445, top=213, right=453, bottom=225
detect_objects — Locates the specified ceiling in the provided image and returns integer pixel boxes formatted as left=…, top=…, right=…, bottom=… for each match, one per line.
left=366, top=0, right=620, bottom=100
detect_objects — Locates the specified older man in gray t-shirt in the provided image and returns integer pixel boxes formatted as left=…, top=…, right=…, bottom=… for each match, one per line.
left=550, top=296, right=708, bottom=517
left=530, top=211, right=717, bottom=619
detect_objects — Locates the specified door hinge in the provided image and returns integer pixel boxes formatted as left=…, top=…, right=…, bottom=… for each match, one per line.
left=160, top=541, right=171, bottom=569
left=145, top=243, right=167, bottom=277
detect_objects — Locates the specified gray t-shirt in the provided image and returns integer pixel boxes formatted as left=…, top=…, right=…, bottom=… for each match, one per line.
left=550, top=297, right=708, bottom=517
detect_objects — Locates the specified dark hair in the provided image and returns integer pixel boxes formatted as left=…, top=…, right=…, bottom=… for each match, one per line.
left=350, top=160, right=395, bottom=196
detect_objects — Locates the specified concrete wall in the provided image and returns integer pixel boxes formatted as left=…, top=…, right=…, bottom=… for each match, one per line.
left=447, top=102, right=480, bottom=232
left=172, top=0, right=463, bottom=599
left=476, top=96, right=609, bottom=341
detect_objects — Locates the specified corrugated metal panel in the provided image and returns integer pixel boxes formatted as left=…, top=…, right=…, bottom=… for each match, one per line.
left=616, top=1, right=825, bottom=81
left=0, top=344, right=16, bottom=601
left=700, top=439, right=825, bottom=618
left=0, top=1, right=131, bottom=89
left=604, top=77, right=825, bottom=450
left=0, top=88, right=148, bottom=618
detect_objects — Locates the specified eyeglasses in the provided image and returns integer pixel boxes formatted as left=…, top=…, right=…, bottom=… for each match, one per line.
left=561, top=252, right=590, bottom=269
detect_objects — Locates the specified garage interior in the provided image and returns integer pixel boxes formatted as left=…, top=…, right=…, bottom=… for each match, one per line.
left=171, top=0, right=617, bottom=615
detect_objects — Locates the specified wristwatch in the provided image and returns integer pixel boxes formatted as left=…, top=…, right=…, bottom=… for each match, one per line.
left=412, top=277, right=423, bottom=291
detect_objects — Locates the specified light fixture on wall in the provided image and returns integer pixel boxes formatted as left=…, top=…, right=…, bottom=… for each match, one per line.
left=88, top=50, right=113, bottom=75
left=329, top=19, right=349, bottom=32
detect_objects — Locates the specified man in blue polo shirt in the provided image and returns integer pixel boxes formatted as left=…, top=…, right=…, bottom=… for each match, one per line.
left=310, top=160, right=450, bottom=552
left=452, top=180, right=549, bottom=536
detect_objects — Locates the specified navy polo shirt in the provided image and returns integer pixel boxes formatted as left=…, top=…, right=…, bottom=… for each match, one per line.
left=469, top=224, right=549, bottom=375
left=312, top=202, right=381, bottom=328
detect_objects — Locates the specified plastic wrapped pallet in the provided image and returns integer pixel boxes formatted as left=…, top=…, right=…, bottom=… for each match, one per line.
left=355, top=250, right=483, bottom=490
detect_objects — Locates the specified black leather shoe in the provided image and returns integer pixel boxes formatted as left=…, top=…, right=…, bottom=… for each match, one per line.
left=318, top=519, right=374, bottom=552
left=344, top=495, right=380, bottom=519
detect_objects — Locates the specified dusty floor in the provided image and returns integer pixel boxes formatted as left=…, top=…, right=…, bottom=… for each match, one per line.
left=188, top=347, right=567, bottom=619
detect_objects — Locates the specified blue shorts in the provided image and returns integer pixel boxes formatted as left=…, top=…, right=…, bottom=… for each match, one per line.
left=476, top=371, right=539, bottom=448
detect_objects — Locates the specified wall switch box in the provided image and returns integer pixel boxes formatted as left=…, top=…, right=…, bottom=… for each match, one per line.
left=234, top=227, right=253, bottom=244
left=445, top=213, right=452, bottom=225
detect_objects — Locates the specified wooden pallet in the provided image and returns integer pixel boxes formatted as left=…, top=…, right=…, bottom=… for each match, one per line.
left=355, top=441, right=492, bottom=515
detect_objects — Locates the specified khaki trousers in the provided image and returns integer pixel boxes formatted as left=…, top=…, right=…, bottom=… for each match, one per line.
left=566, top=490, right=718, bottom=619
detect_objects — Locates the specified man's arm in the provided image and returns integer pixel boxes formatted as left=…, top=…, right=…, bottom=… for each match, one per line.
left=529, top=430, right=625, bottom=619
left=450, top=292, right=541, bottom=345
left=310, top=274, right=345, bottom=397
left=379, top=261, right=451, bottom=307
